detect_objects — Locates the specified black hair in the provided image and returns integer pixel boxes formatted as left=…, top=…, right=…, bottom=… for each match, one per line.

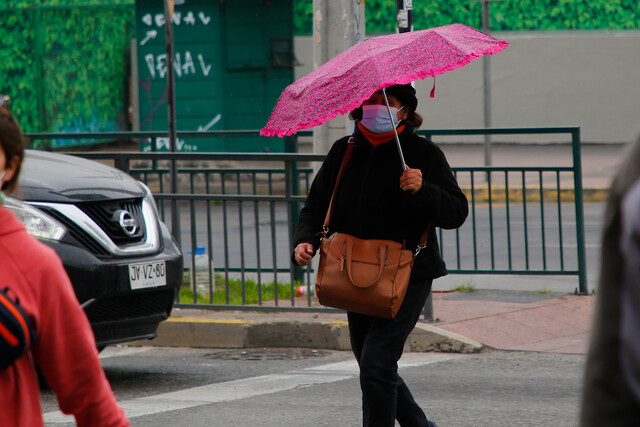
left=0, top=106, right=25, bottom=193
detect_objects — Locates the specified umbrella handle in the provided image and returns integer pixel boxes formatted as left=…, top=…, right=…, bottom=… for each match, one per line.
left=382, top=88, right=408, bottom=171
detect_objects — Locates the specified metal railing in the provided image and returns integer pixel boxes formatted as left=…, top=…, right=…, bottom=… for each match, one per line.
left=26, top=127, right=588, bottom=312
left=420, top=127, right=588, bottom=292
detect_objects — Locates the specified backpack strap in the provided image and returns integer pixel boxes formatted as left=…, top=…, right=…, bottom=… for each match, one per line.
left=0, top=288, right=37, bottom=370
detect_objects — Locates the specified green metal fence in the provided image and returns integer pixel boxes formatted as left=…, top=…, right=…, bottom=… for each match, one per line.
left=420, top=127, right=588, bottom=292
left=25, top=127, right=588, bottom=312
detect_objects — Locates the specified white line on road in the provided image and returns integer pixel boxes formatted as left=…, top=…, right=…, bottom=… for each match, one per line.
left=98, top=347, right=152, bottom=360
left=43, top=352, right=460, bottom=424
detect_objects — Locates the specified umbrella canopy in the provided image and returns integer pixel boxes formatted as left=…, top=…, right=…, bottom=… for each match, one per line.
left=260, top=23, right=509, bottom=138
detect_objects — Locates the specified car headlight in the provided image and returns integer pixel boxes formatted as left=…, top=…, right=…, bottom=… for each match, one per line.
left=4, top=197, right=66, bottom=241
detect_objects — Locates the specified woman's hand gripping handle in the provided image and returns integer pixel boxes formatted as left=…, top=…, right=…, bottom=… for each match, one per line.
left=294, top=243, right=314, bottom=266
left=400, top=167, right=423, bottom=194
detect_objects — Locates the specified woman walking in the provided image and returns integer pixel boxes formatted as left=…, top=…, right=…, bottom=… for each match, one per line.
left=293, top=84, right=468, bottom=426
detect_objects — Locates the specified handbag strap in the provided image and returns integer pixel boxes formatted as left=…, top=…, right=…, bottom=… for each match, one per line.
left=322, top=137, right=355, bottom=234
left=321, top=137, right=430, bottom=255
left=415, top=228, right=429, bottom=257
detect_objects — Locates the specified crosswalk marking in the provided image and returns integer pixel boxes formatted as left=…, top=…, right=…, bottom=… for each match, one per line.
left=44, top=352, right=459, bottom=424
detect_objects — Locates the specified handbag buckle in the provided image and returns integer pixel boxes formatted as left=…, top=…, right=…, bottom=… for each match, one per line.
left=414, top=244, right=426, bottom=257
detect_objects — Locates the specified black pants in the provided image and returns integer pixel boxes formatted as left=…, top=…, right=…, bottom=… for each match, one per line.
left=347, top=279, right=433, bottom=427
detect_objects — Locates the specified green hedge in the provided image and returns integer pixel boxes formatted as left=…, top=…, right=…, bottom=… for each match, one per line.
left=1, top=8, right=39, bottom=132
left=3, top=0, right=132, bottom=6
left=0, top=1, right=134, bottom=138
left=293, top=0, right=640, bottom=34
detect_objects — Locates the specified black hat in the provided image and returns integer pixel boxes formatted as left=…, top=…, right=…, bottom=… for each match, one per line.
left=384, top=84, right=418, bottom=112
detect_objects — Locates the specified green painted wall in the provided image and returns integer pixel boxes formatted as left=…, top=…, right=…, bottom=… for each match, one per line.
left=136, top=0, right=293, bottom=152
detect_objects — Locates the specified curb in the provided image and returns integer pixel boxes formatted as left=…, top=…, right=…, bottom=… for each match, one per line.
left=407, top=323, right=483, bottom=353
left=459, top=186, right=609, bottom=203
left=130, top=317, right=483, bottom=354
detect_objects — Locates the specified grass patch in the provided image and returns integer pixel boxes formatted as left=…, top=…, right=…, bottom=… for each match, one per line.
left=180, top=272, right=294, bottom=305
left=536, top=288, right=552, bottom=294
left=179, top=287, right=211, bottom=304
left=455, top=283, right=476, bottom=293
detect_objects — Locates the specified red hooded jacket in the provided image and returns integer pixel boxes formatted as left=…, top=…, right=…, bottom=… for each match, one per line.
left=0, top=205, right=128, bottom=426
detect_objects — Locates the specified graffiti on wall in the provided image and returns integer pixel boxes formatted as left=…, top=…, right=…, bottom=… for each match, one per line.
left=143, top=52, right=212, bottom=79
left=136, top=0, right=222, bottom=148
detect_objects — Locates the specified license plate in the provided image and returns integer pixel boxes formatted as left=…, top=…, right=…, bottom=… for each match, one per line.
left=129, top=261, right=167, bottom=290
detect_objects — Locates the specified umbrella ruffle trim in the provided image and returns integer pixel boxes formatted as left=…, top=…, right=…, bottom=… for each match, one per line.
left=260, top=41, right=509, bottom=138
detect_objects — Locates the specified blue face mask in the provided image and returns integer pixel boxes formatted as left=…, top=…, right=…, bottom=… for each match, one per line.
left=360, top=104, right=404, bottom=134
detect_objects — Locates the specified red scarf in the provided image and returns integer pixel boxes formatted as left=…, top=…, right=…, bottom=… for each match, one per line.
left=358, top=122, right=406, bottom=147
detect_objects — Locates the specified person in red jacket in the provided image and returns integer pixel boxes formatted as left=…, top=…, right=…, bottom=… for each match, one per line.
left=0, top=96, right=129, bottom=427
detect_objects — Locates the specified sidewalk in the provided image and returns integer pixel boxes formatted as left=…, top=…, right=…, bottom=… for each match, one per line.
left=136, top=289, right=596, bottom=355
left=431, top=290, right=595, bottom=354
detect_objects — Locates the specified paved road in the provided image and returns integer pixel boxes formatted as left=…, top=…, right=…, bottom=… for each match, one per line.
left=42, top=347, right=584, bottom=426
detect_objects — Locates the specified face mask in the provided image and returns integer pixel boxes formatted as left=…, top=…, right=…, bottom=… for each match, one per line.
left=360, top=104, right=404, bottom=134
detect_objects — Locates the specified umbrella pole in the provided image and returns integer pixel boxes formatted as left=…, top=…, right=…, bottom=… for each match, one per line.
left=382, top=88, right=407, bottom=171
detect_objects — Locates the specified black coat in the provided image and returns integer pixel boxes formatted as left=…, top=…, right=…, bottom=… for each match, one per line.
left=293, top=126, right=468, bottom=282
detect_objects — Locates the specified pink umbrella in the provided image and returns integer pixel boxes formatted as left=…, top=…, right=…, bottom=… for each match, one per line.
left=260, top=23, right=509, bottom=138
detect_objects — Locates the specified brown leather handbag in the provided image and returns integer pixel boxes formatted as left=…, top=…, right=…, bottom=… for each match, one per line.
left=315, top=139, right=428, bottom=319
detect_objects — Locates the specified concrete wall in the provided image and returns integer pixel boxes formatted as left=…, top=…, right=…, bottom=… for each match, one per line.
left=294, top=31, right=640, bottom=144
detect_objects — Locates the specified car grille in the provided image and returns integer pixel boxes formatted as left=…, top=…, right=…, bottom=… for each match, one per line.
left=78, top=198, right=146, bottom=244
left=31, top=197, right=161, bottom=257
left=42, top=208, right=111, bottom=256
left=84, top=288, right=176, bottom=324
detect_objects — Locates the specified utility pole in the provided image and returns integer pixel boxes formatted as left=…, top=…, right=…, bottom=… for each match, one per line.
left=312, top=0, right=366, bottom=155
left=481, top=0, right=492, bottom=169
left=163, top=0, right=180, bottom=247
left=396, top=0, right=412, bottom=33
left=308, top=1, right=365, bottom=283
